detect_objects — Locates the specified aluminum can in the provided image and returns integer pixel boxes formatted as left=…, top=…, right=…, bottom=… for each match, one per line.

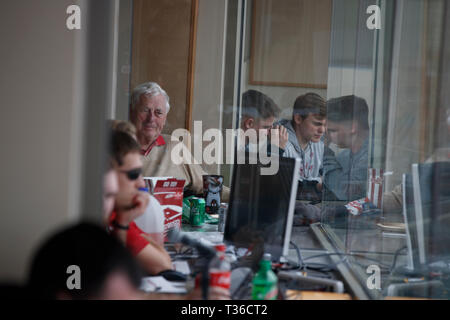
left=197, top=198, right=206, bottom=223
left=190, top=197, right=204, bottom=227
left=218, top=203, right=228, bottom=232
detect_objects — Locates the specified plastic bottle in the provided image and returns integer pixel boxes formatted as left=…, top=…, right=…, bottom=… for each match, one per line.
left=252, top=253, right=278, bottom=300
left=209, top=244, right=231, bottom=292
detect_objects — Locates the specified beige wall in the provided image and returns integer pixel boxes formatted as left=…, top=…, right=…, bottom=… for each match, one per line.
left=242, top=0, right=328, bottom=121
left=191, top=0, right=228, bottom=175
left=0, top=0, right=85, bottom=282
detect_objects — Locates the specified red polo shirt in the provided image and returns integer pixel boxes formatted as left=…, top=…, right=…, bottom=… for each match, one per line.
left=140, top=135, right=166, bottom=157
left=109, top=212, right=149, bottom=256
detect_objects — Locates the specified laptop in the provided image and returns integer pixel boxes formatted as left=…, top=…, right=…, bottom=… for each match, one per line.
left=224, top=155, right=300, bottom=269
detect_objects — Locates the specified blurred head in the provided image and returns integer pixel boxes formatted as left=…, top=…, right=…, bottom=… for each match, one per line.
left=28, top=223, right=142, bottom=299
left=109, top=131, right=145, bottom=210
left=241, top=90, right=280, bottom=139
left=109, top=120, right=138, bottom=141
left=326, top=95, right=369, bottom=149
left=292, top=93, right=327, bottom=143
left=130, top=82, right=169, bottom=144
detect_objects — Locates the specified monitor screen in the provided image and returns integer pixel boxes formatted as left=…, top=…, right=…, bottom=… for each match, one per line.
left=224, top=156, right=300, bottom=267
left=428, top=162, right=450, bottom=261
left=402, top=173, right=421, bottom=270
left=411, top=162, right=450, bottom=266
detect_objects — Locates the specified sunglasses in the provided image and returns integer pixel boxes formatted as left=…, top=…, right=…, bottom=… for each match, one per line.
left=118, top=168, right=142, bottom=181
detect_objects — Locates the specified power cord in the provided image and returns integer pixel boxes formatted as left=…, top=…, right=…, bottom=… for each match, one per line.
left=289, top=242, right=341, bottom=275
left=290, top=241, right=304, bottom=270
left=302, top=252, right=392, bottom=273
left=389, top=246, right=408, bottom=273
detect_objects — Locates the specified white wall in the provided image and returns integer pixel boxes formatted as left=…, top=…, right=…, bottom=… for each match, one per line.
left=241, top=1, right=328, bottom=121
left=191, top=0, right=228, bottom=175
left=0, top=0, right=86, bottom=283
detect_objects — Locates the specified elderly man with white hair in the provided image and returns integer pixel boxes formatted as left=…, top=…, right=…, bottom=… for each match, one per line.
left=130, top=82, right=229, bottom=200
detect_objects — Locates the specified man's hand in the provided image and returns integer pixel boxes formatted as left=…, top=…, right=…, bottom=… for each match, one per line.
left=115, top=191, right=149, bottom=226
left=271, top=125, right=288, bottom=150
left=316, top=177, right=323, bottom=192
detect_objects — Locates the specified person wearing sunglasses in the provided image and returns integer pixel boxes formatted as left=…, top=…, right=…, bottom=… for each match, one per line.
left=109, top=130, right=173, bottom=276
left=100, top=144, right=230, bottom=300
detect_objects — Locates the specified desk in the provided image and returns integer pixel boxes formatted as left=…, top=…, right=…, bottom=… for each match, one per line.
left=312, top=221, right=408, bottom=300
left=178, top=222, right=346, bottom=299
left=180, top=224, right=330, bottom=265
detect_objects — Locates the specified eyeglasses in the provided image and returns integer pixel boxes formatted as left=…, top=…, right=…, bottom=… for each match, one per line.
left=118, top=168, right=142, bottom=181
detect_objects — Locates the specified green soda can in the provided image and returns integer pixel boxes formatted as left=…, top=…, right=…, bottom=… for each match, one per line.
left=190, top=197, right=204, bottom=227
left=197, top=198, right=206, bottom=223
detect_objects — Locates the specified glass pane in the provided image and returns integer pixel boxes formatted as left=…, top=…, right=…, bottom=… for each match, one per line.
left=124, top=0, right=450, bottom=300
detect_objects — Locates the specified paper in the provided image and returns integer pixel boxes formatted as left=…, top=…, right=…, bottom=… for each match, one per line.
left=140, top=276, right=187, bottom=293
left=172, top=260, right=191, bottom=275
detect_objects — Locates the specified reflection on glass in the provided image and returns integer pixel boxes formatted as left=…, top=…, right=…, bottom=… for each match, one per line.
left=126, top=0, right=450, bottom=300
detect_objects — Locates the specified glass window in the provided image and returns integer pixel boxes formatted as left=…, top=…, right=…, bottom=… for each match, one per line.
left=125, top=0, right=450, bottom=299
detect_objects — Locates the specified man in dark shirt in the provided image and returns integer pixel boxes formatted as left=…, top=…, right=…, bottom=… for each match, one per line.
left=323, top=95, right=370, bottom=201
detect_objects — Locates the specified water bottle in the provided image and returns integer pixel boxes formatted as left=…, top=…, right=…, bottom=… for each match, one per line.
left=252, top=253, right=278, bottom=300
left=209, top=244, right=231, bottom=292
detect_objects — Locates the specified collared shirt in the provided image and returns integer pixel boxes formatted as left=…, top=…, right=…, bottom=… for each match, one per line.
left=140, top=135, right=166, bottom=157
left=139, top=133, right=231, bottom=201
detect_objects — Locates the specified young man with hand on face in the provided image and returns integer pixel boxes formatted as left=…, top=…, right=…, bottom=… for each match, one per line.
left=108, top=130, right=173, bottom=276
left=101, top=148, right=230, bottom=300
left=278, top=93, right=327, bottom=189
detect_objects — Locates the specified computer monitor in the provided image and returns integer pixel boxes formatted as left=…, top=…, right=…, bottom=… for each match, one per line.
left=401, top=162, right=450, bottom=272
left=402, top=173, right=420, bottom=270
left=224, top=156, right=300, bottom=266
left=412, top=162, right=450, bottom=265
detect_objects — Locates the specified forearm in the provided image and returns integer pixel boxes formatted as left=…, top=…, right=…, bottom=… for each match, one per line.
left=136, top=244, right=173, bottom=275
left=109, top=219, right=129, bottom=247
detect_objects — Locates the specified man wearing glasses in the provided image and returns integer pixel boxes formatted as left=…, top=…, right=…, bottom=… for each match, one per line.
left=109, top=130, right=173, bottom=276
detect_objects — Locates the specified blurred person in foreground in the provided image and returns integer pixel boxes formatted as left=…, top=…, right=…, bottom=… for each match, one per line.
left=27, top=223, right=143, bottom=299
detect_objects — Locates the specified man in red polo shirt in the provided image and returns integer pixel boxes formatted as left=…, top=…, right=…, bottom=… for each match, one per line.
left=109, top=130, right=173, bottom=275
left=130, top=82, right=230, bottom=200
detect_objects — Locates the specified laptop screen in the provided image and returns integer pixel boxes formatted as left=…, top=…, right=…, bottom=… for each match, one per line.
left=224, top=156, right=300, bottom=266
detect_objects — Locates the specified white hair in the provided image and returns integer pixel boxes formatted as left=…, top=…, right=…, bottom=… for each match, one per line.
left=131, top=82, right=170, bottom=113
